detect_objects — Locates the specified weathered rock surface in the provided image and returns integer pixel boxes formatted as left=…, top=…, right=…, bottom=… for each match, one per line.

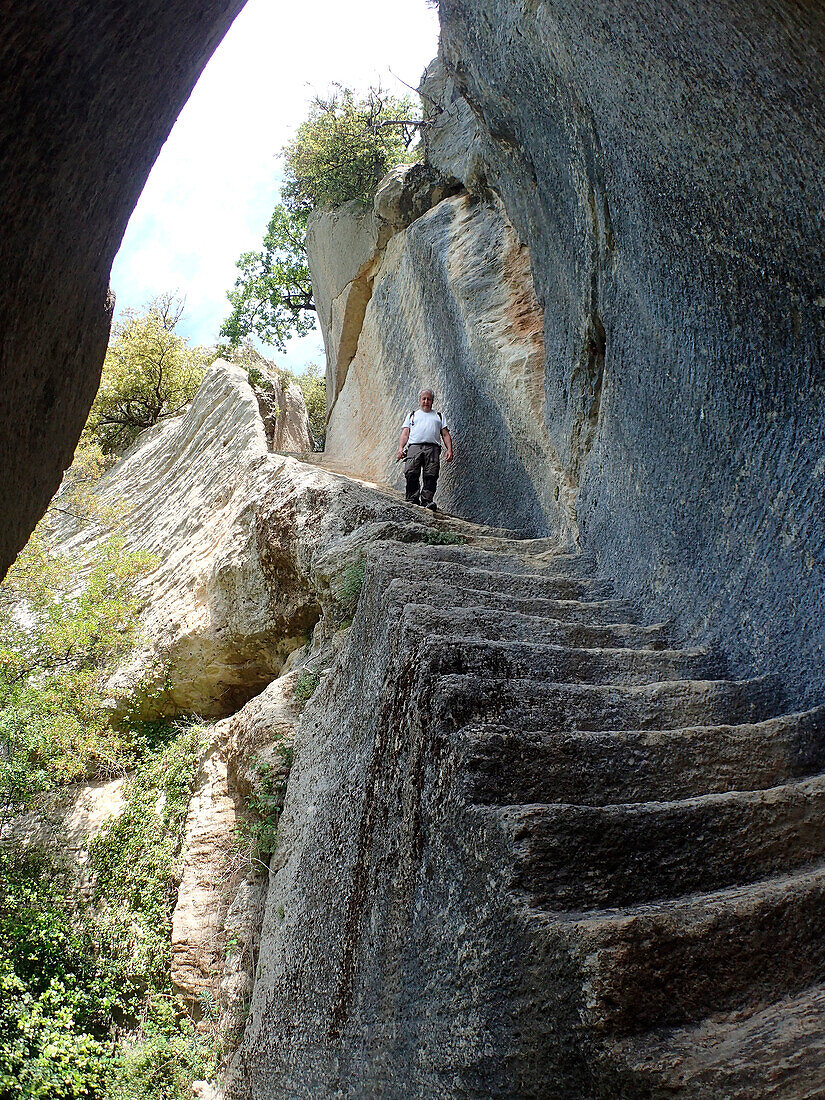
left=429, top=1, right=825, bottom=709
left=59, top=361, right=303, bottom=716
left=0, top=0, right=246, bottom=580
left=171, top=723, right=241, bottom=1013
left=243, top=352, right=314, bottom=453
left=58, top=362, right=345, bottom=716
left=309, top=178, right=575, bottom=538
left=64, top=358, right=505, bottom=719
left=307, top=164, right=459, bottom=416
left=227, top=538, right=825, bottom=1097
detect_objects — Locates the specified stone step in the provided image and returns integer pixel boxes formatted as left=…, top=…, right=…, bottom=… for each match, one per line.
left=534, top=860, right=825, bottom=1035
left=434, top=674, right=781, bottom=733
left=497, top=772, right=825, bottom=910
left=391, top=597, right=672, bottom=650
left=408, top=544, right=598, bottom=578
left=463, top=708, right=825, bottom=805
left=400, top=561, right=614, bottom=602
left=415, top=633, right=718, bottom=686
left=383, top=576, right=643, bottom=624
left=611, top=983, right=825, bottom=1099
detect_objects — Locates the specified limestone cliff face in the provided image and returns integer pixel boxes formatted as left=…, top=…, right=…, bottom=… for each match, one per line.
left=428, top=1, right=825, bottom=708
left=307, top=2, right=825, bottom=707
left=309, top=171, right=575, bottom=540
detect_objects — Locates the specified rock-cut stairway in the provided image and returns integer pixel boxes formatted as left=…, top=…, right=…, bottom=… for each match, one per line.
left=364, top=537, right=825, bottom=1099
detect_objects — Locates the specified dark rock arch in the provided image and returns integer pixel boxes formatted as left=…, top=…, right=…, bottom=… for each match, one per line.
left=0, top=0, right=247, bottom=577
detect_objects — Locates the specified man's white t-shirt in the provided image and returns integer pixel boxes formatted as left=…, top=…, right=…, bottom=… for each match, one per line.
left=403, top=409, right=448, bottom=446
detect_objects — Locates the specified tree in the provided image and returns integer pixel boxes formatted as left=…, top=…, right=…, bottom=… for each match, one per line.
left=220, top=85, right=421, bottom=350
left=296, top=363, right=326, bottom=449
left=85, top=294, right=206, bottom=454
left=220, top=206, right=315, bottom=352
left=281, top=85, right=420, bottom=214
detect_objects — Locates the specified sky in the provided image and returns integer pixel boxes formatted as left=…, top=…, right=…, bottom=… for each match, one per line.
left=110, top=0, right=440, bottom=373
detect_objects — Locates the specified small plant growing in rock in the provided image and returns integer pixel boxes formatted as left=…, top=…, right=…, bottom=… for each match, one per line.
left=294, top=669, right=321, bottom=703
left=238, top=752, right=293, bottom=858
left=337, top=560, right=366, bottom=624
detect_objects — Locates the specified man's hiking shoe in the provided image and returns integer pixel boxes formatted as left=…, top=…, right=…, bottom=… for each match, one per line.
left=406, top=496, right=420, bottom=505
left=424, top=500, right=437, bottom=511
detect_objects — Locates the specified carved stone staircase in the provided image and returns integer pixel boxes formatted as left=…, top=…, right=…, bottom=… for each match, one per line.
left=374, top=539, right=825, bottom=1098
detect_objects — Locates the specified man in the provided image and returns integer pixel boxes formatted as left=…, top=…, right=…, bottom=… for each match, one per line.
left=396, top=388, right=454, bottom=509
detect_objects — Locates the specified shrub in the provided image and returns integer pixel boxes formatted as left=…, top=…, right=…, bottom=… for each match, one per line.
left=237, top=749, right=294, bottom=859
left=293, top=670, right=321, bottom=703
left=0, top=723, right=211, bottom=1100
left=0, top=531, right=158, bottom=820
left=337, top=561, right=366, bottom=625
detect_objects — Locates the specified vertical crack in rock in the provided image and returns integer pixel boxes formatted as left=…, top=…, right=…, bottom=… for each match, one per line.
left=567, top=103, right=613, bottom=498
left=327, top=257, right=378, bottom=417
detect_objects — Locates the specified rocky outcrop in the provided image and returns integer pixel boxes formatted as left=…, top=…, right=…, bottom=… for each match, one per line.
left=0, top=0, right=246, bottom=580
left=81, top=359, right=512, bottom=718
left=242, top=352, right=314, bottom=453
left=308, top=169, right=575, bottom=538
left=228, top=538, right=825, bottom=1097
left=59, top=362, right=315, bottom=716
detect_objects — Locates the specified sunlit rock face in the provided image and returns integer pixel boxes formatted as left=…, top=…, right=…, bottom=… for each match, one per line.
left=309, top=170, right=576, bottom=540
left=60, top=362, right=319, bottom=717
left=0, top=0, right=246, bottom=581
left=64, top=360, right=459, bottom=718
left=429, top=0, right=825, bottom=707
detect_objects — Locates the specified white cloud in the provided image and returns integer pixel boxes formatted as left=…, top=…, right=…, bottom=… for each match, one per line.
left=110, top=0, right=440, bottom=373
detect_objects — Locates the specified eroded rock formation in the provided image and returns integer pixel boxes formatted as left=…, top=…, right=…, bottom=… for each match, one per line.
left=60, top=361, right=317, bottom=717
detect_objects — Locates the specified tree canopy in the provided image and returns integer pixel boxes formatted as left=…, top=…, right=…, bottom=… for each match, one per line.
left=219, top=206, right=315, bottom=352
left=220, top=85, right=420, bottom=351
left=281, top=85, right=419, bottom=213
left=85, top=295, right=206, bottom=454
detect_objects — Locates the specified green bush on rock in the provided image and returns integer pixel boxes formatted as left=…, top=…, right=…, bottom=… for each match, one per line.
left=0, top=723, right=213, bottom=1100
left=0, top=455, right=216, bottom=1097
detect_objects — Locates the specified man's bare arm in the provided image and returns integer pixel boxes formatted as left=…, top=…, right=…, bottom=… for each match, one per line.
left=442, top=427, right=454, bottom=461
left=396, top=426, right=410, bottom=460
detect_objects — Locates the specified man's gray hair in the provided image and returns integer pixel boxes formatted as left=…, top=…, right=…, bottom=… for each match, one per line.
left=419, top=387, right=435, bottom=398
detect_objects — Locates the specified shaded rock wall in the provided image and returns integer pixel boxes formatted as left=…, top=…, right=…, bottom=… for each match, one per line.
left=431, top=0, right=825, bottom=705
left=0, top=0, right=246, bottom=580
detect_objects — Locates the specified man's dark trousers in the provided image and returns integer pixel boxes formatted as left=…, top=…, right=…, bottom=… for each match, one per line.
left=404, top=442, right=441, bottom=505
